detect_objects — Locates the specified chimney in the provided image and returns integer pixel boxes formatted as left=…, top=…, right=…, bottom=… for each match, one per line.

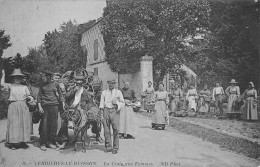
left=106, top=0, right=120, bottom=6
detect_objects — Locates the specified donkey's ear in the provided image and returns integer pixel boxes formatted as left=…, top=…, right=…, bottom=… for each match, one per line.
left=70, top=71, right=74, bottom=79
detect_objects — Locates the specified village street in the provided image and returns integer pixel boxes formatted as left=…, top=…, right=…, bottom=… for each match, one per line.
left=0, top=114, right=259, bottom=167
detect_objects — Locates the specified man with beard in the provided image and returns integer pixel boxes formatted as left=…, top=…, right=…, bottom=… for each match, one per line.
left=65, top=76, right=104, bottom=144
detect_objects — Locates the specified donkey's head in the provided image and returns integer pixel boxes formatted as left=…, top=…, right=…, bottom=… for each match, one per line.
left=63, top=108, right=82, bottom=130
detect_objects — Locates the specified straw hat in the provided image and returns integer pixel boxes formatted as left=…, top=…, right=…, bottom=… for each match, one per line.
left=107, top=79, right=117, bottom=84
left=53, top=73, right=62, bottom=78
left=215, top=81, right=221, bottom=84
left=22, top=71, right=31, bottom=78
left=229, top=79, right=238, bottom=84
left=10, top=69, right=25, bottom=77
left=249, top=82, right=254, bottom=87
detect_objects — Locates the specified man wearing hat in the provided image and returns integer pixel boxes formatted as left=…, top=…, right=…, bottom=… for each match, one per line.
left=63, top=75, right=104, bottom=145
left=212, top=81, right=225, bottom=115
left=225, top=79, right=240, bottom=118
left=21, top=71, right=30, bottom=86
left=38, top=70, right=65, bottom=151
left=99, top=79, right=125, bottom=154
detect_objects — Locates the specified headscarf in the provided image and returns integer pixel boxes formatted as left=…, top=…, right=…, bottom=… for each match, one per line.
left=249, top=82, right=254, bottom=88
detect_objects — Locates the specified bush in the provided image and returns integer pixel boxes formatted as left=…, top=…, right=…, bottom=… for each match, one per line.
left=0, top=89, right=9, bottom=120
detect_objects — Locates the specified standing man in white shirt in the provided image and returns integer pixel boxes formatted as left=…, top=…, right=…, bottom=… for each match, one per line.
left=212, top=81, right=225, bottom=115
left=99, top=79, right=125, bottom=154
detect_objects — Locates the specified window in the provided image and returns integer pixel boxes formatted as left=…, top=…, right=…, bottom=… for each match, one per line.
left=94, top=67, right=98, bottom=76
left=82, top=45, right=88, bottom=62
left=94, top=39, right=98, bottom=60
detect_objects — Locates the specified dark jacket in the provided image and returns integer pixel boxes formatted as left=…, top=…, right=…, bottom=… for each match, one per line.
left=37, top=81, right=64, bottom=106
left=65, top=88, right=101, bottom=120
left=121, top=87, right=136, bottom=102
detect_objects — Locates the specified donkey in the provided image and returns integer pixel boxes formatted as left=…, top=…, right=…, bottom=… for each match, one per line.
left=63, top=107, right=95, bottom=153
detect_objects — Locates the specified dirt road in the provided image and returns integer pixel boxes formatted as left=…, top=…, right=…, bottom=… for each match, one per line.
left=0, top=114, right=259, bottom=167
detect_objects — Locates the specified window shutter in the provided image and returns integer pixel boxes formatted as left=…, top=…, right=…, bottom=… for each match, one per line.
left=94, top=67, right=98, bottom=76
left=94, top=39, right=98, bottom=60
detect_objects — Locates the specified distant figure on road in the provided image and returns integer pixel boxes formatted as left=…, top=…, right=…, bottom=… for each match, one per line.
left=212, top=81, right=225, bottom=115
left=186, top=83, right=198, bottom=112
left=99, top=79, right=125, bottom=154
left=1, top=69, right=33, bottom=150
left=198, top=84, right=211, bottom=114
left=169, top=83, right=183, bottom=114
left=152, top=82, right=169, bottom=130
left=120, top=81, right=136, bottom=139
left=242, top=82, right=258, bottom=121
left=225, top=79, right=240, bottom=119
left=144, top=81, right=154, bottom=113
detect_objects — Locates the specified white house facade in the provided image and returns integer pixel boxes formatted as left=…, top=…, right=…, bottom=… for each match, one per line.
left=80, top=20, right=119, bottom=90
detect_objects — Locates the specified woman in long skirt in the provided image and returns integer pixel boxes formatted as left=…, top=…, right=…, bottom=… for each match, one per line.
left=152, top=83, right=169, bottom=130
left=120, top=81, right=136, bottom=139
left=144, top=81, right=154, bottom=112
left=186, top=84, right=198, bottom=112
left=225, top=79, right=240, bottom=118
left=1, top=69, right=32, bottom=150
left=212, top=81, right=225, bottom=115
left=169, top=84, right=183, bottom=114
left=242, top=82, right=258, bottom=121
left=198, top=84, right=211, bottom=114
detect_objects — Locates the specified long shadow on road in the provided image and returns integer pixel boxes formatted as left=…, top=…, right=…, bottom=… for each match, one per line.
left=58, top=142, right=107, bottom=155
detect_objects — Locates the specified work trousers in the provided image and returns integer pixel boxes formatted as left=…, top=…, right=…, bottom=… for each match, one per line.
left=103, top=107, right=120, bottom=150
left=39, top=105, right=59, bottom=145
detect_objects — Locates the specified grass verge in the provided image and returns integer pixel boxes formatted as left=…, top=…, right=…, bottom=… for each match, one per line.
left=138, top=111, right=260, bottom=159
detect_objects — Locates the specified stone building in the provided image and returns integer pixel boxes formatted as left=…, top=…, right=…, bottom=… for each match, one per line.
left=80, top=0, right=197, bottom=96
left=80, top=19, right=154, bottom=97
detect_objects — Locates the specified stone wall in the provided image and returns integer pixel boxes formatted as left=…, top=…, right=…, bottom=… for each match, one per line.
left=86, top=61, right=119, bottom=90
left=140, top=55, right=153, bottom=92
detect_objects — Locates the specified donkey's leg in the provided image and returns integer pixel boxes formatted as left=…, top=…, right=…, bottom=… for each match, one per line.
left=73, top=131, right=79, bottom=153
left=85, top=123, right=92, bottom=147
left=81, top=129, right=87, bottom=153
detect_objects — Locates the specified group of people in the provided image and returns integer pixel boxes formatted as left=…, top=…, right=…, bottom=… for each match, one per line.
left=1, top=67, right=258, bottom=154
left=184, top=79, right=258, bottom=121
left=1, top=68, right=138, bottom=154
left=143, top=79, right=258, bottom=129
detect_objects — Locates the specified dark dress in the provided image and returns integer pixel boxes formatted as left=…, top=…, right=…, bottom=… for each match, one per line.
left=120, top=87, right=136, bottom=136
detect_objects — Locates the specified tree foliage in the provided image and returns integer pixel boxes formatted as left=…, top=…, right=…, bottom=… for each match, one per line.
left=2, top=53, right=24, bottom=82
left=0, top=29, right=12, bottom=58
left=101, top=0, right=210, bottom=83
left=43, top=20, right=87, bottom=73
left=23, top=46, right=51, bottom=72
left=0, top=30, right=12, bottom=79
left=184, top=0, right=258, bottom=90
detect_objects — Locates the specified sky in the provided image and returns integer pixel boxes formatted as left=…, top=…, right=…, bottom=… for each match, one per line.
left=0, top=0, right=107, bottom=58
